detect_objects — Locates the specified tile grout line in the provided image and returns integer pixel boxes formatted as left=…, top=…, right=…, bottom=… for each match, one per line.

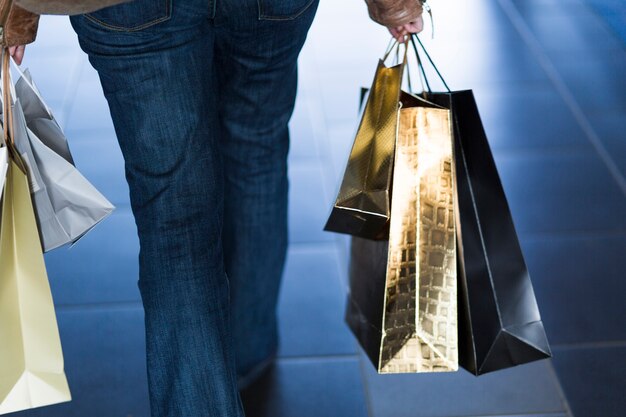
left=497, top=0, right=626, bottom=198
left=552, top=340, right=626, bottom=350
left=546, top=360, right=576, bottom=417
left=277, top=354, right=359, bottom=363
left=56, top=301, right=143, bottom=312
left=518, top=228, right=626, bottom=240
left=448, top=413, right=566, bottom=417
left=577, top=0, right=626, bottom=49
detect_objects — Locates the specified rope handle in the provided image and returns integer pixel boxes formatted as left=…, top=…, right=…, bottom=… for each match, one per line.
left=410, top=35, right=451, bottom=93
left=2, top=47, right=14, bottom=146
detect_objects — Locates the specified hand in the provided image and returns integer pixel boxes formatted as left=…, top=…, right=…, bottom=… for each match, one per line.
left=388, top=16, right=424, bottom=42
left=8, top=45, right=26, bottom=65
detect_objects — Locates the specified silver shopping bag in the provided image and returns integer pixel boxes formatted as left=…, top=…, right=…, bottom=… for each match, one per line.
left=1, top=60, right=115, bottom=252
left=10, top=99, right=115, bottom=251
left=15, top=67, right=74, bottom=164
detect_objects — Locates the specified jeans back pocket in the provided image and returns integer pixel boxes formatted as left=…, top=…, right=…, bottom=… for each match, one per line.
left=85, top=0, right=172, bottom=31
left=257, top=0, right=316, bottom=21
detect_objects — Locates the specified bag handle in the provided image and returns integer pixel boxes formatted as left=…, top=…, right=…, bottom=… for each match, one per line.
left=1, top=46, right=28, bottom=175
left=410, top=35, right=450, bottom=93
left=2, top=48, right=14, bottom=146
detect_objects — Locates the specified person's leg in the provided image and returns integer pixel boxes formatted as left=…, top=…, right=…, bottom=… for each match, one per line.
left=70, top=1, right=244, bottom=416
left=212, top=0, right=319, bottom=386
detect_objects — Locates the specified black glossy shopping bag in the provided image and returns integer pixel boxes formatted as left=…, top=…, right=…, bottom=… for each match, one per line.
left=444, top=90, right=552, bottom=374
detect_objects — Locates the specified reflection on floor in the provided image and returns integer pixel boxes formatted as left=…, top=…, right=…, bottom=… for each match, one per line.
left=12, top=0, right=625, bottom=416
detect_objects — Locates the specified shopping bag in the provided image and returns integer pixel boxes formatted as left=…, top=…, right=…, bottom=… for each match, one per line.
left=12, top=100, right=115, bottom=251
left=0, top=50, right=72, bottom=415
left=345, top=76, right=458, bottom=373
left=0, top=159, right=72, bottom=415
left=451, top=90, right=551, bottom=374
left=15, top=67, right=74, bottom=164
left=324, top=55, right=404, bottom=240
left=2, top=59, right=115, bottom=252
left=0, top=146, right=6, bottom=197
left=411, top=36, right=552, bottom=374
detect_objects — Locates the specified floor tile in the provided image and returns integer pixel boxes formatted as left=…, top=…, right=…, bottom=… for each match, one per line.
left=241, top=357, right=368, bottom=417
left=601, top=12, right=626, bottom=44
left=552, top=345, right=626, bottom=417
left=520, top=235, right=626, bottom=344
left=584, top=0, right=625, bottom=16
left=520, top=12, right=624, bottom=53
left=494, top=151, right=626, bottom=234
left=317, top=68, right=374, bottom=124
left=288, top=163, right=335, bottom=244
left=289, top=96, right=321, bottom=162
left=15, top=307, right=149, bottom=417
left=418, top=38, right=549, bottom=90
left=325, top=122, right=356, bottom=183
left=421, top=0, right=524, bottom=44
left=63, top=70, right=115, bottom=132
left=513, top=0, right=592, bottom=15
left=474, top=88, right=592, bottom=152
left=364, top=355, right=565, bottom=417
left=586, top=111, right=626, bottom=178
left=550, top=53, right=626, bottom=114
left=45, top=210, right=141, bottom=306
left=278, top=246, right=356, bottom=357
left=466, top=415, right=567, bottom=417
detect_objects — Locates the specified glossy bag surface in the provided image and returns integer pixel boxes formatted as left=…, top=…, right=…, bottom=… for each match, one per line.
left=346, top=99, right=458, bottom=374
left=429, top=90, right=552, bottom=375
left=324, top=60, right=403, bottom=240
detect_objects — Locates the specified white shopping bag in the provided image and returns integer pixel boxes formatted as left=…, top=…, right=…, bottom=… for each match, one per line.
left=0, top=146, right=7, bottom=197
left=15, top=68, right=73, bottom=164
left=1, top=58, right=115, bottom=252
left=11, top=99, right=114, bottom=251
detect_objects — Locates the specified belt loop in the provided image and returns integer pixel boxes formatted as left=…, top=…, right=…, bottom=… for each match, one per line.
left=208, top=0, right=216, bottom=19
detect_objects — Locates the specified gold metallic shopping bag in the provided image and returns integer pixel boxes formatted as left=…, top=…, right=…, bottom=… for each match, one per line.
left=324, top=58, right=404, bottom=240
left=346, top=100, right=458, bottom=374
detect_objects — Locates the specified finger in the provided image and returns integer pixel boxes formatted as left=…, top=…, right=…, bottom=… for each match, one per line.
left=14, top=45, right=25, bottom=65
left=404, top=17, right=424, bottom=34
left=8, top=45, right=16, bottom=56
left=388, top=28, right=403, bottom=42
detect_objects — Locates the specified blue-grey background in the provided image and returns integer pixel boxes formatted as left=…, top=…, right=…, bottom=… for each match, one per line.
left=11, top=0, right=626, bottom=416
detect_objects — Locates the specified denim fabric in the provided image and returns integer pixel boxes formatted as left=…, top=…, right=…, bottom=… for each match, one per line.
left=70, top=0, right=318, bottom=415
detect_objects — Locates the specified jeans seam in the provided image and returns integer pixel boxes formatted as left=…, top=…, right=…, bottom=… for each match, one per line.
left=84, top=0, right=172, bottom=32
left=257, top=0, right=315, bottom=21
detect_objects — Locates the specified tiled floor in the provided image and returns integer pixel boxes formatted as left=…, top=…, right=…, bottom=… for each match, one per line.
left=8, top=0, right=625, bottom=416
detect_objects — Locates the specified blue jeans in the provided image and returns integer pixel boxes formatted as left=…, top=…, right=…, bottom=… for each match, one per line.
left=70, top=0, right=317, bottom=415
